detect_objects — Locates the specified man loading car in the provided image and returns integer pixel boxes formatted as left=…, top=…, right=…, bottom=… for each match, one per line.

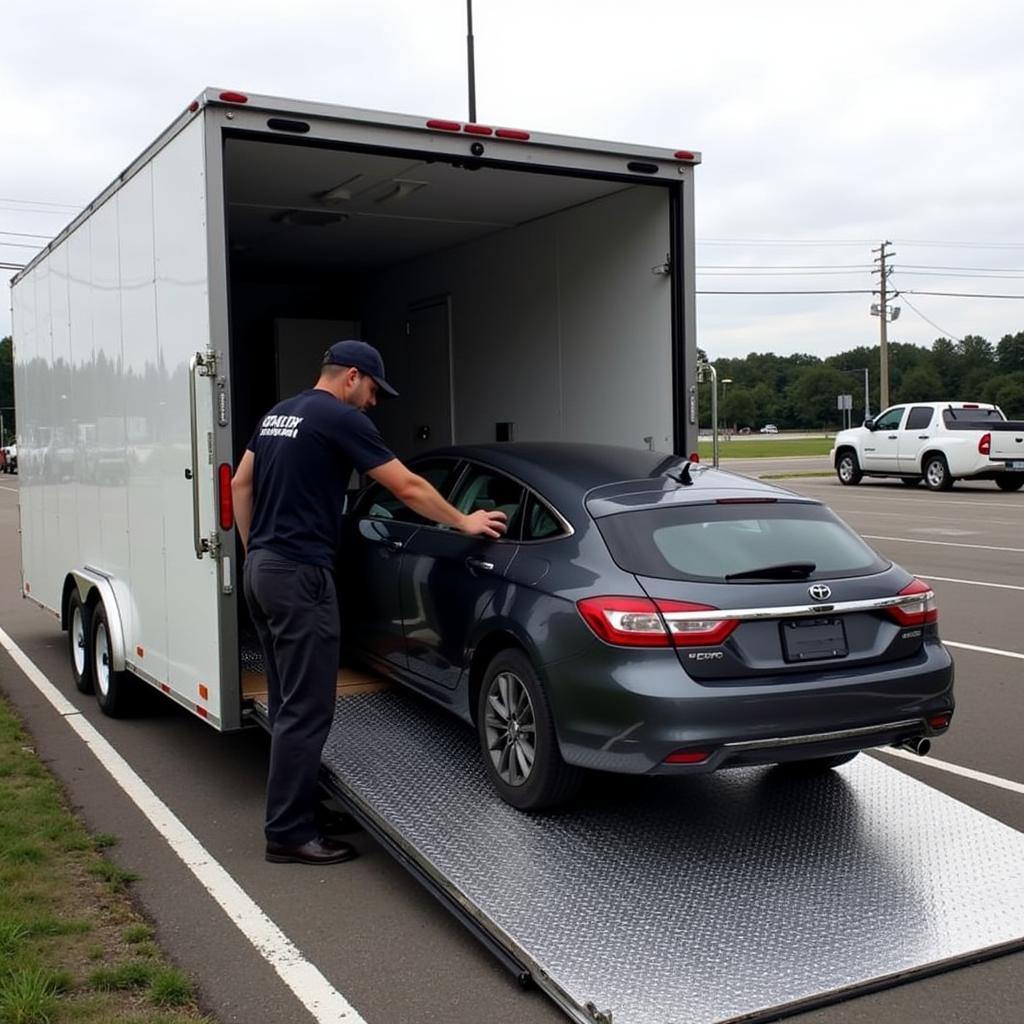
left=232, top=340, right=507, bottom=866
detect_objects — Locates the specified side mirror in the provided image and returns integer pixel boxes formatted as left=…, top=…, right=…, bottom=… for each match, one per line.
left=863, top=418, right=875, bottom=430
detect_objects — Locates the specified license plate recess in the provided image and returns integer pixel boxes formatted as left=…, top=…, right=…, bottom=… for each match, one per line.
left=781, top=616, right=848, bottom=662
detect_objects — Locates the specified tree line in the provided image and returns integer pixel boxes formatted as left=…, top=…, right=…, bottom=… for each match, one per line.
left=703, top=330, right=1024, bottom=430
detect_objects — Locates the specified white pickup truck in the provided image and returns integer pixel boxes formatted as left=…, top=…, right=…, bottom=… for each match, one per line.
left=831, top=401, right=1024, bottom=491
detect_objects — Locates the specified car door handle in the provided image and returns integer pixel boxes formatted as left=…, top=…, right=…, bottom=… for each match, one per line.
left=887, top=434, right=897, bottom=439
left=384, top=539, right=404, bottom=552
left=466, top=557, right=494, bottom=573
left=918, top=434, right=929, bottom=439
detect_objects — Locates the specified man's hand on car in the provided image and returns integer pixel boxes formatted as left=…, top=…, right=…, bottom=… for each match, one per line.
left=460, top=509, right=508, bottom=538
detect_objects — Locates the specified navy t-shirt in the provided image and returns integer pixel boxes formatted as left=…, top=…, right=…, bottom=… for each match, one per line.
left=246, top=389, right=395, bottom=568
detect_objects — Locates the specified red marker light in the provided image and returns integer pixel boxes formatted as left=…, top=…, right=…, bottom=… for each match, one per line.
left=219, top=91, right=249, bottom=104
left=664, top=749, right=711, bottom=764
left=495, top=128, right=530, bottom=140
left=218, top=463, right=234, bottom=530
left=426, top=119, right=461, bottom=132
left=464, top=124, right=494, bottom=136
left=674, top=150, right=696, bottom=161
left=188, top=100, right=200, bottom=113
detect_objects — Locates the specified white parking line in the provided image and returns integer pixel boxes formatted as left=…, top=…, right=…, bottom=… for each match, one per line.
left=874, top=747, right=1024, bottom=797
left=0, top=625, right=367, bottom=1024
left=862, top=534, right=1024, bottom=553
left=793, top=483, right=1023, bottom=509
left=944, top=640, right=1024, bottom=661
left=838, top=508, right=1023, bottom=528
left=919, top=574, right=1024, bottom=592
left=0, top=485, right=18, bottom=494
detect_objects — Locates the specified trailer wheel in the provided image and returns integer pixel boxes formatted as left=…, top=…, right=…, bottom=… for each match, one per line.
left=923, top=454, right=953, bottom=491
left=91, top=603, right=133, bottom=717
left=67, top=590, right=93, bottom=694
left=995, top=474, right=1024, bottom=492
left=835, top=450, right=862, bottom=485
left=777, top=751, right=859, bottom=773
left=477, top=649, right=583, bottom=810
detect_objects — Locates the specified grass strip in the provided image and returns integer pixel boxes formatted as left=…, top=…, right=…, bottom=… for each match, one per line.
left=0, top=693, right=213, bottom=1023
left=697, top=437, right=834, bottom=458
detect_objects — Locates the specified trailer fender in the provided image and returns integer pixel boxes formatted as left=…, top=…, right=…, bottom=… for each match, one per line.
left=65, top=569, right=128, bottom=673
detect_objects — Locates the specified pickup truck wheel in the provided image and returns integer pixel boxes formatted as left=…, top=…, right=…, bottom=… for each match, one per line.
left=67, top=591, right=93, bottom=694
left=477, top=648, right=583, bottom=810
left=836, top=450, right=862, bottom=485
left=91, top=603, right=134, bottom=717
left=995, top=474, right=1024, bottom=492
left=900, top=476, right=922, bottom=487
left=923, top=454, right=953, bottom=491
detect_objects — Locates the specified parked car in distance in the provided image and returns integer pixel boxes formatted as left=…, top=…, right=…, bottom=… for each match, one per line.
left=0, top=444, right=17, bottom=474
left=830, top=401, right=1024, bottom=491
left=759, top=424, right=779, bottom=434
left=338, top=443, right=954, bottom=810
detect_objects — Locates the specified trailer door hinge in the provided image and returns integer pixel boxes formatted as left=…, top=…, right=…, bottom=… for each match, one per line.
left=196, top=348, right=218, bottom=378
left=584, top=1003, right=613, bottom=1024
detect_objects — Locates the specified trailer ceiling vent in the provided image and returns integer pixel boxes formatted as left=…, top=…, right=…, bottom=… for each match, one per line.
left=273, top=209, right=347, bottom=228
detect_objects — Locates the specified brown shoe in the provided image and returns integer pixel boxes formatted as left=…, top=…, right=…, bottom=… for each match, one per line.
left=265, top=836, right=358, bottom=865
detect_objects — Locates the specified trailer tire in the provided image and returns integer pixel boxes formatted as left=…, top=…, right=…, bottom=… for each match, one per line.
left=995, top=474, right=1024, bottom=492
left=923, top=454, right=953, bottom=491
left=477, top=648, right=583, bottom=811
left=67, top=590, right=93, bottom=694
left=835, top=450, right=862, bottom=485
left=90, top=603, right=133, bottom=717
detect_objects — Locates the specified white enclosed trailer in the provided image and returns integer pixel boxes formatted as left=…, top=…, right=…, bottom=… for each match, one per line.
left=10, top=87, right=701, bottom=728
left=11, top=89, right=1024, bottom=1024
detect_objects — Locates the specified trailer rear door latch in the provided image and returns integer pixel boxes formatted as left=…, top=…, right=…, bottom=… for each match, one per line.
left=584, top=1002, right=613, bottom=1024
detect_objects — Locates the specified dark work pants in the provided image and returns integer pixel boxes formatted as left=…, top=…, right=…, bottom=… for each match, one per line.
left=243, top=548, right=340, bottom=845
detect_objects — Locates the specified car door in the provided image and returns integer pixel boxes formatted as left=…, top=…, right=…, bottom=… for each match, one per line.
left=401, top=463, right=526, bottom=689
left=338, top=457, right=464, bottom=674
left=898, top=405, right=937, bottom=473
left=861, top=406, right=905, bottom=472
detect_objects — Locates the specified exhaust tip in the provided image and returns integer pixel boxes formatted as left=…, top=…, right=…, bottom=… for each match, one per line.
left=896, top=736, right=931, bottom=757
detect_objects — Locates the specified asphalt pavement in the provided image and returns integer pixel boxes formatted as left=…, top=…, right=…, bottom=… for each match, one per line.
left=0, top=470, right=1021, bottom=1024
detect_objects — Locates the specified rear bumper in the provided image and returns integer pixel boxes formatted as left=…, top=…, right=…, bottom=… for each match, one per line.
left=545, top=640, right=954, bottom=774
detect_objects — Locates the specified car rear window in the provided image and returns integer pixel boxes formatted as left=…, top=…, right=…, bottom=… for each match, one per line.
left=595, top=502, right=887, bottom=582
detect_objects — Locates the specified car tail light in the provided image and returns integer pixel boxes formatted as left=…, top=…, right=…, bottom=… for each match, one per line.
left=978, top=432, right=991, bottom=455
left=576, top=597, right=737, bottom=648
left=928, top=713, right=952, bottom=729
left=664, top=749, right=711, bottom=764
left=887, top=578, right=938, bottom=626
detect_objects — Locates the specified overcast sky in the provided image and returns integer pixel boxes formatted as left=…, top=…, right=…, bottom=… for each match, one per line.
left=4, top=0, right=1024, bottom=362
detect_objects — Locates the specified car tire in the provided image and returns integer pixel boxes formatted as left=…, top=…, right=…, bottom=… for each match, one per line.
left=476, top=648, right=583, bottom=810
left=923, top=454, right=953, bottom=491
left=777, top=751, right=859, bottom=772
left=835, top=450, right=862, bottom=485
left=91, top=603, right=134, bottom=717
left=66, top=590, right=93, bottom=694
left=900, top=476, right=922, bottom=487
left=995, top=474, right=1024, bottom=492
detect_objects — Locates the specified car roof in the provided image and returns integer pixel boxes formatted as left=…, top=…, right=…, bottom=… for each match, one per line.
left=416, top=442, right=816, bottom=517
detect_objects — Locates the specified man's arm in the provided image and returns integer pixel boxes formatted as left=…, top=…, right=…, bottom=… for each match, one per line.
left=231, top=450, right=255, bottom=552
left=368, top=459, right=506, bottom=538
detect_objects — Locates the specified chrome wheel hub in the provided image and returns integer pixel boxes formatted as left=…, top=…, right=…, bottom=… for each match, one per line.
left=94, top=622, right=110, bottom=698
left=71, top=607, right=86, bottom=676
left=484, top=671, right=537, bottom=787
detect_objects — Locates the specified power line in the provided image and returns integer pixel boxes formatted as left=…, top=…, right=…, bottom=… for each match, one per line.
left=898, top=294, right=965, bottom=344
left=0, top=242, right=44, bottom=250
left=902, top=289, right=1024, bottom=299
left=0, top=197, right=82, bottom=210
left=697, top=262, right=872, bottom=270
left=697, top=289, right=876, bottom=295
left=0, top=230, right=53, bottom=240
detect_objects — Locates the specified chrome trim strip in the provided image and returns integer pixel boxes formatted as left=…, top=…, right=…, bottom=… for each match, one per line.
left=723, top=719, right=922, bottom=751
left=662, top=591, right=929, bottom=623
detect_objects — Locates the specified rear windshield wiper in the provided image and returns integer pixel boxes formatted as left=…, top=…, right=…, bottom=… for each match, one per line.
left=725, top=561, right=817, bottom=581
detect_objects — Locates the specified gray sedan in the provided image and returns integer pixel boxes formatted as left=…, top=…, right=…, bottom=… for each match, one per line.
left=338, top=443, right=954, bottom=809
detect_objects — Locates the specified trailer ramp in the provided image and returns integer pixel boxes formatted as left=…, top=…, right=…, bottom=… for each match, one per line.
left=259, top=687, right=1024, bottom=1024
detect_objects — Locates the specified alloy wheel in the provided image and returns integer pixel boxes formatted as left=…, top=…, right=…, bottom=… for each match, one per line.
left=71, top=606, right=87, bottom=677
left=94, top=622, right=111, bottom=699
left=484, top=671, right=537, bottom=786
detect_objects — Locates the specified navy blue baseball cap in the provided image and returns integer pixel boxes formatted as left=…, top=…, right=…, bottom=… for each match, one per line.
left=322, top=340, right=399, bottom=397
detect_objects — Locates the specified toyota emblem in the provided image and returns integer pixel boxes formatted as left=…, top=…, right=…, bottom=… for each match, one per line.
left=808, top=584, right=832, bottom=601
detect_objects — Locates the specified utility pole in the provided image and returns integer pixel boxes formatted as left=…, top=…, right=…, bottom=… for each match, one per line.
left=871, top=242, right=899, bottom=410
left=466, top=0, right=477, bottom=123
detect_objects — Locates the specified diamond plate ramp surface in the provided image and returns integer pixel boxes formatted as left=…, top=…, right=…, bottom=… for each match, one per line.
left=321, top=691, right=1024, bottom=1024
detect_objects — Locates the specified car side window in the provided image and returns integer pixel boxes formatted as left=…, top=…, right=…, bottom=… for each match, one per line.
left=450, top=466, right=525, bottom=541
left=355, top=458, right=463, bottom=524
left=874, top=407, right=905, bottom=431
left=522, top=493, right=567, bottom=542
left=904, top=406, right=933, bottom=431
